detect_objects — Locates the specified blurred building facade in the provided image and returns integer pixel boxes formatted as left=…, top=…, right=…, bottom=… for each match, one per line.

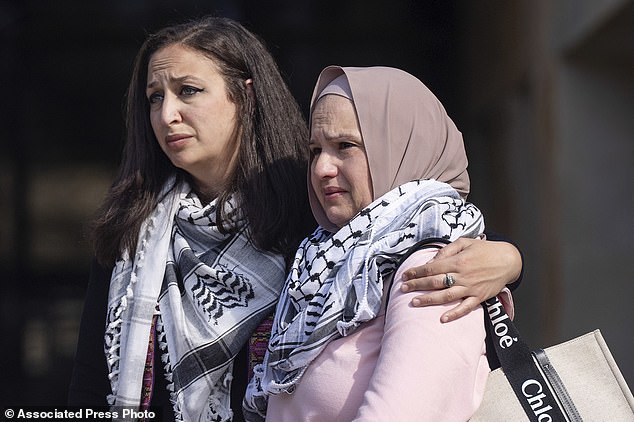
left=1, top=0, right=632, bottom=406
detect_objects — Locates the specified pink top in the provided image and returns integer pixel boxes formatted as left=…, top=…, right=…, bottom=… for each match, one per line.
left=266, top=248, right=513, bottom=421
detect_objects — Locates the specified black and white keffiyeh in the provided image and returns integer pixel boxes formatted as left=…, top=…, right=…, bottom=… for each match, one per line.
left=244, top=180, right=484, bottom=419
left=105, top=180, right=286, bottom=421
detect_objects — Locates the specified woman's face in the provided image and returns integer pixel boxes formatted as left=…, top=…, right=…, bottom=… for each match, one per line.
left=146, top=44, right=240, bottom=197
left=310, top=95, right=373, bottom=229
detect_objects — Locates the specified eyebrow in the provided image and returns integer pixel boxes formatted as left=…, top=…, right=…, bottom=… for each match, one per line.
left=309, top=130, right=361, bottom=143
left=146, top=75, right=203, bottom=90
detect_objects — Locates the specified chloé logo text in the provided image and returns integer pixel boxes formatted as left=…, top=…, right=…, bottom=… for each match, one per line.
left=522, top=379, right=555, bottom=421
left=485, top=299, right=518, bottom=349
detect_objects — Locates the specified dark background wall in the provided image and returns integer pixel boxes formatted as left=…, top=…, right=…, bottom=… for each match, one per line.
left=1, top=0, right=632, bottom=407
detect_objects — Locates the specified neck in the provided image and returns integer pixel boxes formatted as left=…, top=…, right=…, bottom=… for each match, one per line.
left=188, top=154, right=237, bottom=204
left=195, top=184, right=219, bottom=205
left=186, top=172, right=220, bottom=204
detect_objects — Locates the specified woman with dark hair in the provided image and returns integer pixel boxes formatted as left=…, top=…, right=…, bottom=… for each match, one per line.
left=69, top=16, right=313, bottom=422
left=69, top=16, right=522, bottom=422
left=93, top=17, right=312, bottom=266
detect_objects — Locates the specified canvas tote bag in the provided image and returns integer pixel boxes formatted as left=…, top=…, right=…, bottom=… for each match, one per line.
left=471, top=296, right=634, bottom=421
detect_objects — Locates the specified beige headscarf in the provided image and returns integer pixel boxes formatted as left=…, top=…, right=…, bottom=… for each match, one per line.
left=308, top=65, right=470, bottom=232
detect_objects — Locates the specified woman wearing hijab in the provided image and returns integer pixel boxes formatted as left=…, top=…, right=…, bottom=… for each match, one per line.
left=244, top=66, right=513, bottom=421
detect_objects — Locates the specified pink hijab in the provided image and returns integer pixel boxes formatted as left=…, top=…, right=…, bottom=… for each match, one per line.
left=308, top=66, right=470, bottom=232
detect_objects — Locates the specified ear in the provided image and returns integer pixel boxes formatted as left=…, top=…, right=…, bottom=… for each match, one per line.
left=245, top=78, right=254, bottom=98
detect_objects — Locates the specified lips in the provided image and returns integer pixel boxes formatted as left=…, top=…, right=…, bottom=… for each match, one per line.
left=323, top=186, right=346, bottom=199
left=165, top=133, right=193, bottom=144
left=164, top=134, right=194, bottom=150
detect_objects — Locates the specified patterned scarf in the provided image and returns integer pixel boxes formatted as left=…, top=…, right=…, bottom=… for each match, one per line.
left=244, top=180, right=484, bottom=419
left=105, top=180, right=286, bottom=421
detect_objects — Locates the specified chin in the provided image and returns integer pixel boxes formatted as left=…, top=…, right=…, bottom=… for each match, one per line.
left=325, top=214, right=350, bottom=229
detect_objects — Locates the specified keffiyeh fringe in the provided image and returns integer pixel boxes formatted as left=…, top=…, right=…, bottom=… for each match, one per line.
left=105, top=201, right=169, bottom=408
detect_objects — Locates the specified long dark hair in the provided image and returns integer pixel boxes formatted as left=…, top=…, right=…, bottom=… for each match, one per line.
left=92, top=16, right=314, bottom=267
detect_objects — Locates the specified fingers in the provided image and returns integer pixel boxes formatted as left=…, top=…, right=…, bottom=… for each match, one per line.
left=401, top=260, right=456, bottom=284
left=410, top=286, right=463, bottom=307
left=400, top=273, right=447, bottom=292
left=426, top=237, right=473, bottom=263
left=439, top=297, right=480, bottom=323
left=401, top=238, right=476, bottom=282
left=409, top=290, right=480, bottom=323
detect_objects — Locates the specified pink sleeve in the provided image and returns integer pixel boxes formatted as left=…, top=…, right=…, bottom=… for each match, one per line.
left=352, top=248, right=490, bottom=422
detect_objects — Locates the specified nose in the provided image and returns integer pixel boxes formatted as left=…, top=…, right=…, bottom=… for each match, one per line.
left=159, top=94, right=182, bottom=125
left=312, top=150, right=338, bottom=180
